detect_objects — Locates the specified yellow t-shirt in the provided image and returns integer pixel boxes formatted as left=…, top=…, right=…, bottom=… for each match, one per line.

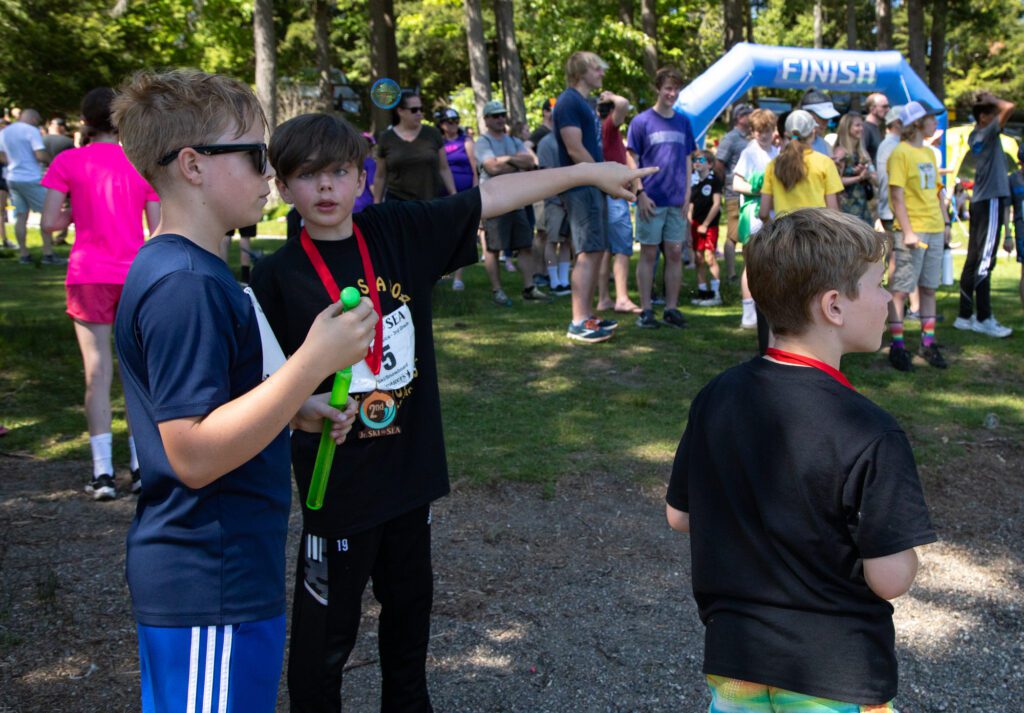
left=762, top=148, right=844, bottom=215
left=886, top=142, right=944, bottom=232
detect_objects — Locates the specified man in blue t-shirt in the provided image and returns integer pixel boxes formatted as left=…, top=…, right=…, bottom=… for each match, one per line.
left=627, top=65, right=696, bottom=330
left=554, top=50, right=617, bottom=343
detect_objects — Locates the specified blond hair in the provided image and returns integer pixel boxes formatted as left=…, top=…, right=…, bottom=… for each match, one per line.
left=748, top=108, right=777, bottom=136
left=745, top=208, right=886, bottom=336
left=112, top=69, right=267, bottom=188
left=565, top=52, right=607, bottom=85
left=900, top=117, right=929, bottom=143
left=835, top=113, right=870, bottom=166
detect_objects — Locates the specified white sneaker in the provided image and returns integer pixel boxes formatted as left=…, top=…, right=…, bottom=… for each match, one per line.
left=953, top=316, right=976, bottom=331
left=452, top=279, right=465, bottom=291
left=972, top=316, right=1013, bottom=338
left=698, top=295, right=723, bottom=307
left=740, top=314, right=757, bottom=329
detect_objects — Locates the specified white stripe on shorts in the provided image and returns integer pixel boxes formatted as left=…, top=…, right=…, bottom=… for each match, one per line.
left=218, top=625, right=233, bottom=713
left=978, top=199, right=999, bottom=282
left=202, top=626, right=216, bottom=713
left=187, top=627, right=200, bottom=713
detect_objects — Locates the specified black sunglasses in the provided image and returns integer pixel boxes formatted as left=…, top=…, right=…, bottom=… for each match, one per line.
left=403, top=106, right=424, bottom=114
left=158, top=143, right=268, bottom=175
left=488, top=113, right=507, bottom=119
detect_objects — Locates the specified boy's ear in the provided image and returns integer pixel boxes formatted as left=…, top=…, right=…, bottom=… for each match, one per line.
left=276, top=176, right=294, bottom=204
left=176, top=148, right=204, bottom=186
left=819, top=289, right=844, bottom=328
left=355, top=169, right=367, bottom=195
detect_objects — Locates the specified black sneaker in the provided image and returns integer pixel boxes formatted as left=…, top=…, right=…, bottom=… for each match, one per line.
left=690, top=289, right=713, bottom=305
left=40, top=253, right=68, bottom=266
left=533, top=274, right=550, bottom=287
left=550, top=283, right=572, bottom=296
left=918, top=343, right=948, bottom=369
left=663, top=308, right=688, bottom=328
left=86, top=474, right=116, bottom=501
left=523, top=285, right=551, bottom=302
left=636, top=309, right=660, bottom=329
left=131, top=469, right=142, bottom=495
left=888, top=345, right=913, bottom=372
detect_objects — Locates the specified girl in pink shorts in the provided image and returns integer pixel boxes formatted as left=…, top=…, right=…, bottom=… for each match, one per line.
left=41, top=87, right=160, bottom=500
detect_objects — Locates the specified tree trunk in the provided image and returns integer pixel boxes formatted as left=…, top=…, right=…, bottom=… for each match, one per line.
left=462, top=0, right=490, bottom=133
left=875, top=0, right=892, bottom=50
left=846, top=0, right=857, bottom=50
left=745, top=0, right=753, bottom=43
left=368, top=0, right=400, bottom=135
left=313, top=0, right=332, bottom=112
left=253, top=0, right=277, bottom=128
left=927, top=0, right=947, bottom=101
left=640, top=0, right=657, bottom=79
left=906, top=0, right=926, bottom=77
left=813, top=0, right=823, bottom=49
left=618, top=0, right=633, bottom=26
left=493, top=0, right=526, bottom=130
left=723, top=0, right=745, bottom=51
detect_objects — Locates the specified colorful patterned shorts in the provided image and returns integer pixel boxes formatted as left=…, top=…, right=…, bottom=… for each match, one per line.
left=707, top=675, right=895, bottom=713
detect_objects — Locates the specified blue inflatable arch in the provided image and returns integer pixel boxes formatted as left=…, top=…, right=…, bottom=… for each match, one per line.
left=675, top=43, right=948, bottom=163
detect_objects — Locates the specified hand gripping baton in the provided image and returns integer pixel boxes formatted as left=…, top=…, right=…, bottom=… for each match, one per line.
left=306, top=286, right=362, bottom=510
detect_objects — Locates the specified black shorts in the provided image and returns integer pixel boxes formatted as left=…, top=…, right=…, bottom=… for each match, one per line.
left=484, top=209, right=533, bottom=253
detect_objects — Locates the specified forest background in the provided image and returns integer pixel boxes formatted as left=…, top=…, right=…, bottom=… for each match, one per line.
left=1, top=0, right=1021, bottom=138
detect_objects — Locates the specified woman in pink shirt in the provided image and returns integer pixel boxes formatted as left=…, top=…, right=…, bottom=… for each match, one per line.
left=41, top=87, right=160, bottom=501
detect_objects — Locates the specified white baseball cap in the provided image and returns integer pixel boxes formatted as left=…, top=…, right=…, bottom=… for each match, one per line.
left=899, top=101, right=931, bottom=126
left=802, top=102, right=840, bottom=120
left=784, top=110, right=818, bottom=140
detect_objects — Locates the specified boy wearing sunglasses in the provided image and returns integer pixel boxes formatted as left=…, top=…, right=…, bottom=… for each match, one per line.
left=250, top=111, right=655, bottom=712
left=110, top=69, right=379, bottom=713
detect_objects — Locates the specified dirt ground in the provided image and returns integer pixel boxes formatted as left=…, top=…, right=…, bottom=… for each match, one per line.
left=1, top=440, right=1022, bottom=713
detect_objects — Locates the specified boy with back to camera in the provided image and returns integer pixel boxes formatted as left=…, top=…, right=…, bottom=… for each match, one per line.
left=666, top=208, right=936, bottom=712
left=250, top=113, right=655, bottom=712
left=111, top=70, right=378, bottom=713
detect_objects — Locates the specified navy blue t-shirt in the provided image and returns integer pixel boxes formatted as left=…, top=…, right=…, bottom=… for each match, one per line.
left=554, top=87, right=603, bottom=188
left=115, top=234, right=291, bottom=627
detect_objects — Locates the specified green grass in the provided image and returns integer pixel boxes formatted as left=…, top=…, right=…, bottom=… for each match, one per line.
left=3, top=226, right=1023, bottom=487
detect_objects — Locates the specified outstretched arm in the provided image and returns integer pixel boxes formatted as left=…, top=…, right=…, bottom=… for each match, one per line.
left=479, top=162, right=658, bottom=221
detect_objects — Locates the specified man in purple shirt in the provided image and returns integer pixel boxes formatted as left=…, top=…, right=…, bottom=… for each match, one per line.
left=627, top=66, right=695, bottom=329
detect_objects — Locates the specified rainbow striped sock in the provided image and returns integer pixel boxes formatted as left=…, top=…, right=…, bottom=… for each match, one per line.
left=921, top=317, right=936, bottom=347
left=889, top=321, right=905, bottom=348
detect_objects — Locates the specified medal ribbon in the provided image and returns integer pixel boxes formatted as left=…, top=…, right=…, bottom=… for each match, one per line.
left=764, top=348, right=855, bottom=391
left=299, top=224, right=383, bottom=375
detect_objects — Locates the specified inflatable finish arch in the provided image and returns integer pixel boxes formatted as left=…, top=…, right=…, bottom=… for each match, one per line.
left=675, top=43, right=948, bottom=164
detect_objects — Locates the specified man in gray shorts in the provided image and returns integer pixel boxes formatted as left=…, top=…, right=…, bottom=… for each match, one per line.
left=476, top=100, right=549, bottom=306
left=626, top=66, right=695, bottom=329
left=0, top=109, right=63, bottom=265
left=555, top=51, right=617, bottom=343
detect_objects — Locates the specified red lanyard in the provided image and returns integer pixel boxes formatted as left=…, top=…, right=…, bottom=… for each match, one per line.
left=764, top=348, right=854, bottom=391
left=299, top=224, right=383, bottom=374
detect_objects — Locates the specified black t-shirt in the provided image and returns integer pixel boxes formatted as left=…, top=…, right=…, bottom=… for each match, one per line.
left=250, top=188, right=482, bottom=537
left=862, top=120, right=883, bottom=165
left=666, top=358, right=936, bottom=704
left=528, top=124, right=551, bottom=149
left=376, top=124, right=446, bottom=201
left=691, top=173, right=723, bottom=224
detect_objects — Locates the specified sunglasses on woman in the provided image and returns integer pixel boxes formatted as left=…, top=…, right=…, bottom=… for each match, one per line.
left=158, top=143, right=268, bottom=175
left=403, top=106, right=424, bottom=114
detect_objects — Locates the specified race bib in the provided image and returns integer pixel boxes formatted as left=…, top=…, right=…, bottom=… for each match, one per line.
left=350, top=304, right=415, bottom=393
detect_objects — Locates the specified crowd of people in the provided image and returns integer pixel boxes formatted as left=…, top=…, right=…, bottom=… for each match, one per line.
left=0, top=48, right=1020, bottom=713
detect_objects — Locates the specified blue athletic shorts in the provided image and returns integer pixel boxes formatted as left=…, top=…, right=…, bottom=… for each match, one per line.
left=137, top=614, right=285, bottom=713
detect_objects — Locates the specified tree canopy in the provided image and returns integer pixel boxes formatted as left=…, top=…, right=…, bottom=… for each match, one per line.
left=1, top=0, right=1021, bottom=124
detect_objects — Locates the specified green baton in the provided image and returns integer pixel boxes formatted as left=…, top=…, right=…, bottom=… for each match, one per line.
left=306, top=286, right=362, bottom=510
